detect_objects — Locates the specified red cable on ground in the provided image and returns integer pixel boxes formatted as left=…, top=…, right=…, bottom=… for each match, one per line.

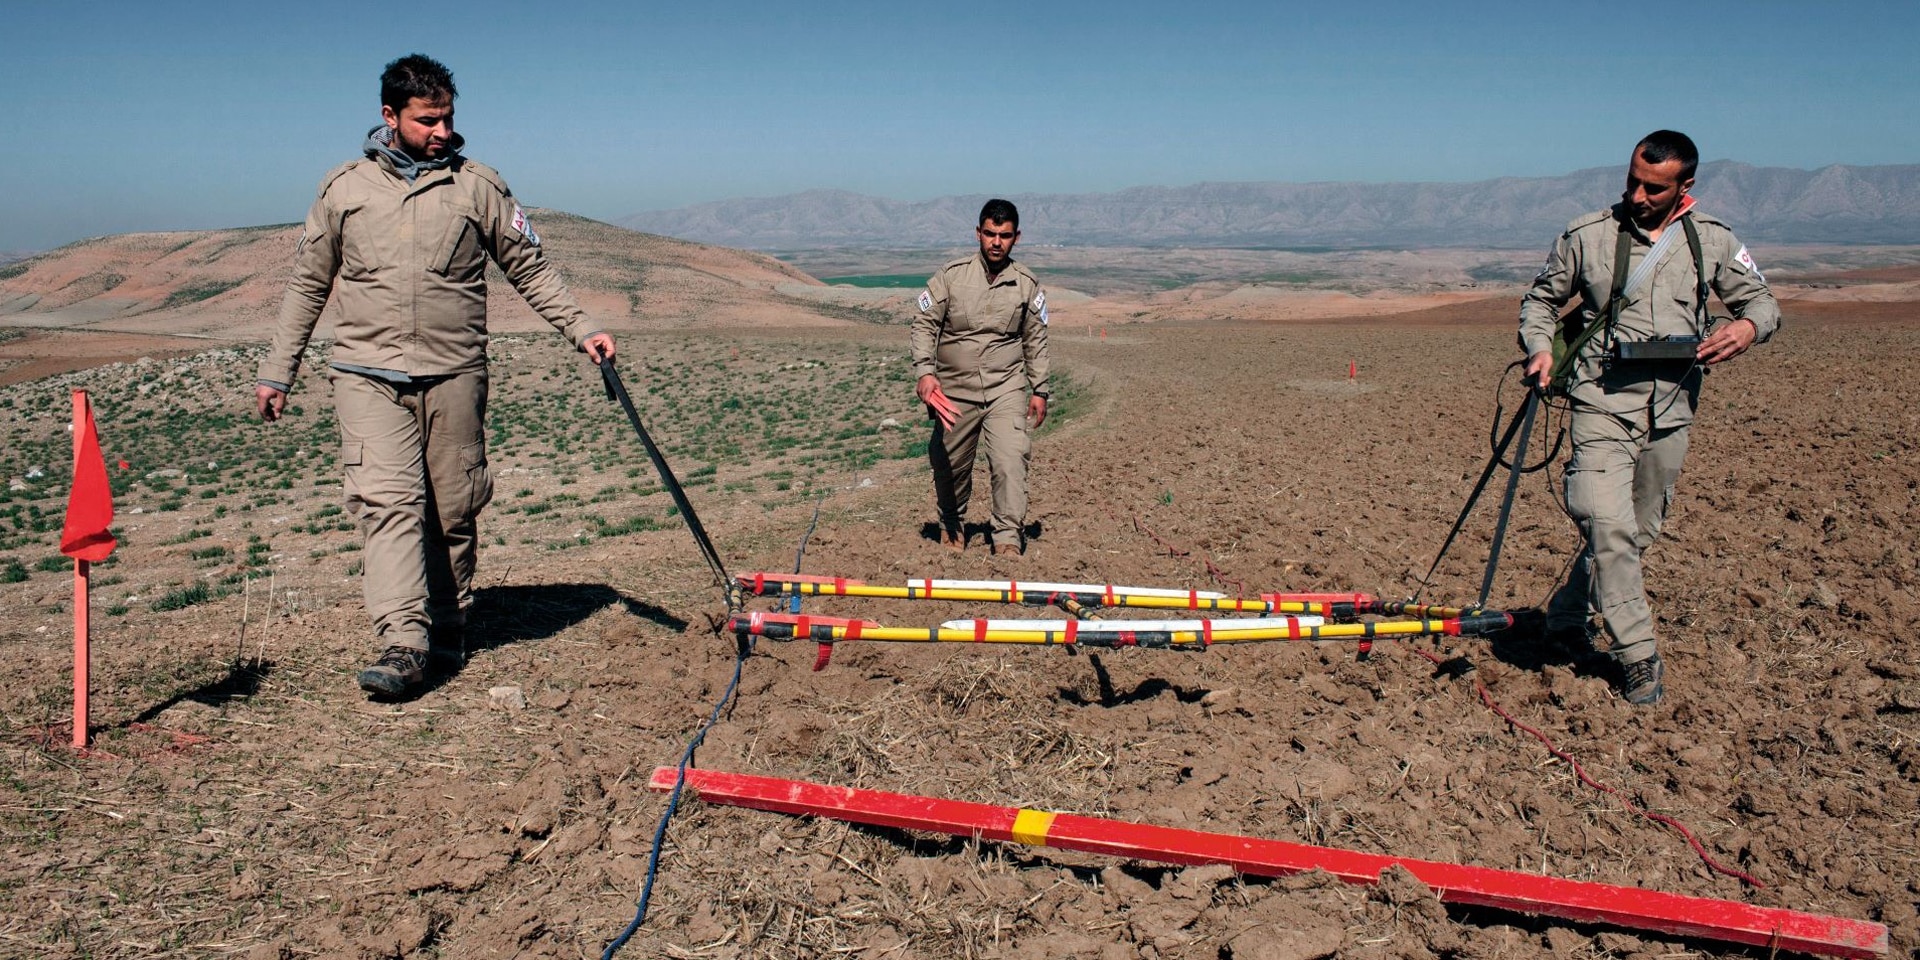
left=1127, top=512, right=1249, bottom=599
left=1402, top=646, right=1762, bottom=888
left=1118, top=498, right=1757, bottom=887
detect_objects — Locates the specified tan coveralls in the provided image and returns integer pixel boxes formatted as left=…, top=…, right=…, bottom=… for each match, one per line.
left=1518, top=205, right=1778, bottom=665
left=910, top=254, right=1051, bottom=544
left=261, top=148, right=600, bottom=652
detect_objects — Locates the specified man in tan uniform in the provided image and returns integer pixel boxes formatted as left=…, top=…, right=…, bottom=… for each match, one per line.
left=1520, top=130, right=1778, bottom=705
left=256, top=54, right=615, bottom=697
left=911, top=199, right=1051, bottom=555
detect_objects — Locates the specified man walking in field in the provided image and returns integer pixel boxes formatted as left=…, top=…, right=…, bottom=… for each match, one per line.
left=1519, top=130, right=1778, bottom=705
left=257, top=54, right=615, bottom=697
left=911, top=199, right=1052, bottom=555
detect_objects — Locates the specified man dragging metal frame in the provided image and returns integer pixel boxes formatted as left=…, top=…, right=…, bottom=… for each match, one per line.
left=1519, top=130, right=1778, bottom=705
left=256, top=54, right=616, bottom=698
left=911, top=199, right=1053, bottom=556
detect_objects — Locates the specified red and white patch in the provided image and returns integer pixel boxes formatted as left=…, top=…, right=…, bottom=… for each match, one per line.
left=916, top=289, right=934, bottom=313
left=511, top=204, right=541, bottom=245
left=1733, top=245, right=1763, bottom=280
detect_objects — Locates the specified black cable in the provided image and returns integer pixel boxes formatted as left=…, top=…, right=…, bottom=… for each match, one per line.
left=1412, top=364, right=1542, bottom=604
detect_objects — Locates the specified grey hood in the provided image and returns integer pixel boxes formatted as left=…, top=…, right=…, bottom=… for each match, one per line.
left=363, top=124, right=465, bottom=182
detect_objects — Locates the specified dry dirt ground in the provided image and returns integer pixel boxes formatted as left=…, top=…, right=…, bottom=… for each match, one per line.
left=2, top=290, right=1918, bottom=960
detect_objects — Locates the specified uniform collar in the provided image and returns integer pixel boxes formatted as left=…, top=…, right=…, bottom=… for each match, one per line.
left=975, top=252, right=1020, bottom=285
left=1614, top=195, right=1697, bottom=243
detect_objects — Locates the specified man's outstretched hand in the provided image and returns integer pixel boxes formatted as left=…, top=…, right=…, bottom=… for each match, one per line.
left=1524, top=351, right=1554, bottom=391
left=583, top=332, right=616, bottom=363
left=255, top=384, right=287, bottom=422
left=916, top=374, right=959, bottom=430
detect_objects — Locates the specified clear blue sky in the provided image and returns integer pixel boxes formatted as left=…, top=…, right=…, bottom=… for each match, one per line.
left=3, top=0, right=1915, bottom=252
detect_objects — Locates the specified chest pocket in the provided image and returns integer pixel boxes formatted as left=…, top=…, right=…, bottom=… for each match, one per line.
left=332, top=203, right=374, bottom=279
left=431, top=202, right=485, bottom=278
left=982, top=284, right=1025, bottom=334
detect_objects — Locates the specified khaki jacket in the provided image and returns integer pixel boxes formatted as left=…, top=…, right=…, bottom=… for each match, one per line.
left=1518, top=205, right=1779, bottom=428
left=910, top=255, right=1051, bottom=404
left=259, top=151, right=598, bottom=385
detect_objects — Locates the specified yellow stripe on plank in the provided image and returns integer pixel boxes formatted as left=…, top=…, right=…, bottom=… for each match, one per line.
left=1010, top=808, right=1056, bottom=846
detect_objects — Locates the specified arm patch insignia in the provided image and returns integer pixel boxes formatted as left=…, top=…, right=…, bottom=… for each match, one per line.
left=916, top=289, right=933, bottom=312
left=511, top=204, right=541, bottom=246
left=1032, top=289, right=1048, bottom=324
left=1733, top=245, right=1764, bottom=282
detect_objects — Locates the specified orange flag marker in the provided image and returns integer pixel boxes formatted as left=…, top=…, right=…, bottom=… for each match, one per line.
left=60, top=391, right=117, bottom=749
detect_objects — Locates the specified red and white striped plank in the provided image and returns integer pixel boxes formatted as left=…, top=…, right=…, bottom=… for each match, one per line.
left=939, top=616, right=1326, bottom=632
left=647, top=767, right=1886, bottom=959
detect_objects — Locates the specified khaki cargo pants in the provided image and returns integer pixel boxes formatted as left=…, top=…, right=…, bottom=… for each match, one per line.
left=331, top=369, right=493, bottom=652
left=929, top=390, right=1031, bottom=545
left=1546, top=408, right=1689, bottom=666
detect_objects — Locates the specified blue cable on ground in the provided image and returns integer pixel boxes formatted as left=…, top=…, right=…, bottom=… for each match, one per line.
left=601, top=495, right=824, bottom=959
left=600, top=635, right=750, bottom=960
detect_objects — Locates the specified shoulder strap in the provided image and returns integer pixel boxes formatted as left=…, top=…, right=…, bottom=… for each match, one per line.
left=1681, top=215, right=1708, bottom=329
left=1608, top=221, right=1634, bottom=309
left=1548, top=222, right=1633, bottom=388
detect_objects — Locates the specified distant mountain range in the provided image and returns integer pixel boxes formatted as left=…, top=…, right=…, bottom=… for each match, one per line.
left=621, top=161, right=1920, bottom=250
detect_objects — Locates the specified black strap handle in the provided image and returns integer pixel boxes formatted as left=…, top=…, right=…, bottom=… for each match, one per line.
left=599, top=358, right=732, bottom=599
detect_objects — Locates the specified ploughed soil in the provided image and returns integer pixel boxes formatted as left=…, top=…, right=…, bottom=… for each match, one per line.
left=2, top=299, right=1917, bottom=960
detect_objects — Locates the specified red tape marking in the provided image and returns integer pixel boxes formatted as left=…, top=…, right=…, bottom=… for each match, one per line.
left=973, top=619, right=988, bottom=642
left=1188, top=589, right=1199, bottom=610
left=1065, top=620, right=1079, bottom=645
left=1201, top=619, right=1213, bottom=647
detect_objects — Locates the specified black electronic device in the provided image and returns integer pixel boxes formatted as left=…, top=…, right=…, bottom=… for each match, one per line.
left=1612, top=335, right=1702, bottom=362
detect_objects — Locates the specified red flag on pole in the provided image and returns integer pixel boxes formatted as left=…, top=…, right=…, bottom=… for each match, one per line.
left=60, top=392, right=116, bottom=562
left=63, top=391, right=115, bottom=750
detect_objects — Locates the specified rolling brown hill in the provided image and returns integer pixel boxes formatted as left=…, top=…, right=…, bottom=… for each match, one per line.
left=0, top=211, right=846, bottom=342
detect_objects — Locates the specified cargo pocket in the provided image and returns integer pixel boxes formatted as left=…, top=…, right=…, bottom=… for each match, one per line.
left=340, top=441, right=365, bottom=517
left=459, top=438, right=493, bottom=517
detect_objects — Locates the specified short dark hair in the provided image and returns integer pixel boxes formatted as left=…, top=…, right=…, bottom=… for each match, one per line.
left=978, top=198, right=1019, bottom=230
left=1636, top=130, right=1698, bottom=182
left=380, top=54, right=457, bottom=112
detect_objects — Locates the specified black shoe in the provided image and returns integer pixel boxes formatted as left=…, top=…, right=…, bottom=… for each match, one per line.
left=428, top=624, right=466, bottom=666
left=357, top=646, right=428, bottom=697
left=1620, top=655, right=1664, bottom=705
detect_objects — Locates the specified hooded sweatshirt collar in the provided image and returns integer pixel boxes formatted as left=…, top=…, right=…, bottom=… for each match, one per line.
left=364, top=124, right=464, bottom=183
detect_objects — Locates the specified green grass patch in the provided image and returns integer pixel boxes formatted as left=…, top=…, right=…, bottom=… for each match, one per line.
left=816, top=274, right=929, bottom=288
left=152, top=582, right=217, bottom=611
left=162, top=279, right=242, bottom=309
